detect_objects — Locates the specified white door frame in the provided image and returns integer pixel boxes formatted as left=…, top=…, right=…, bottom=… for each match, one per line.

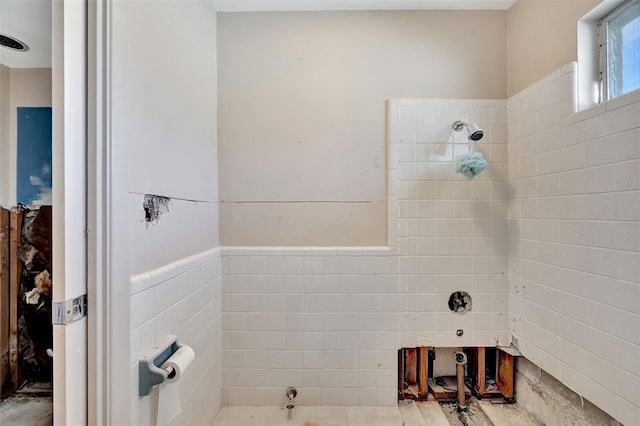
left=86, top=1, right=106, bottom=422
left=52, top=0, right=130, bottom=424
left=86, top=0, right=131, bottom=425
left=52, top=0, right=88, bottom=424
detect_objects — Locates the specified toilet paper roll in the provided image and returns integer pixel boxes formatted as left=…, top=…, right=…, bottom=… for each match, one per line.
left=154, top=345, right=195, bottom=426
left=162, top=345, right=195, bottom=383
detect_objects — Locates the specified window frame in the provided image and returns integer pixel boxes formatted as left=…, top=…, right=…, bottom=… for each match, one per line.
left=597, top=0, right=640, bottom=102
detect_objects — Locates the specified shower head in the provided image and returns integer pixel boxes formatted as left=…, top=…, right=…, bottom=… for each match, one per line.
left=452, top=120, right=484, bottom=141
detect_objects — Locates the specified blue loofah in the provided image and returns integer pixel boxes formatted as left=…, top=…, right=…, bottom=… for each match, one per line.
left=455, top=151, right=488, bottom=180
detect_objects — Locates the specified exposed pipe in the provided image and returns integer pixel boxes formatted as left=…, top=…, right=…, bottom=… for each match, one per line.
left=456, top=363, right=466, bottom=410
left=454, top=351, right=468, bottom=411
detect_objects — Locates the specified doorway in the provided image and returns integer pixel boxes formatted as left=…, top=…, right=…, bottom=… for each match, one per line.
left=0, top=0, right=54, bottom=420
left=4, top=1, right=124, bottom=423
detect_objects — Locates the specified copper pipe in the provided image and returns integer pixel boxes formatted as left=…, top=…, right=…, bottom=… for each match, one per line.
left=457, top=363, right=467, bottom=410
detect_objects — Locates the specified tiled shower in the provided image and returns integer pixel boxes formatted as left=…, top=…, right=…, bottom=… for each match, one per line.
left=221, top=98, right=511, bottom=405
left=216, top=63, right=640, bottom=424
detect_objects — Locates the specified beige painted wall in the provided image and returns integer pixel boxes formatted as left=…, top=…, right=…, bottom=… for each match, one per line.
left=507, top=0, right=600, bottom=96
left=111, top=0, right=219, bottom=275
left=0, top=65, right=9, bottom=207
left=218, top=10, right=507, bottom=246
left=0, top=67, right=51, bottom=208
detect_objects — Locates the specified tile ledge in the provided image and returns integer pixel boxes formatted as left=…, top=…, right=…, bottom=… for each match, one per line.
left=220, top=246, right=397, bottom=256
left=130, top=247, right=221, bottom=294
left=564, top=87, right=640, bottom=124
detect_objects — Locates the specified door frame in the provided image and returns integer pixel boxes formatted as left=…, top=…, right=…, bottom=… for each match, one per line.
left=51, top=0, right=88, bottom=424
left=86, top=0, right=131, bottom=425
left=52, top=0, right=130, bottom=424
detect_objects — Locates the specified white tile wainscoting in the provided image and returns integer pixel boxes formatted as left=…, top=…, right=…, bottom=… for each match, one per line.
left=222, top=247, right=401, bottom=407
left=130, top=248, right=223, bottom=425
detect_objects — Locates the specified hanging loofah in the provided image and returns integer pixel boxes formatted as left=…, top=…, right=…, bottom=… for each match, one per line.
left=455, top=151, right=487, bottom=180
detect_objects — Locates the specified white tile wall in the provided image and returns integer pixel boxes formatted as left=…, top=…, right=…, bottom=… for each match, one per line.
left=130, top=248, right=222, bottom=425
left=508, top=62, right=640, bottom=425
left=391, top=99, right=510, bottom=349
left=222, top=247, right=400, bottom=406
left=221, top=98, right=510, bottom=407
left=219, top=82, right=638, bottom=420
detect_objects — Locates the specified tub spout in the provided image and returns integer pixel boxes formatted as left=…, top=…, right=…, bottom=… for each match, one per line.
left=286, top=387, right=297, bottom=410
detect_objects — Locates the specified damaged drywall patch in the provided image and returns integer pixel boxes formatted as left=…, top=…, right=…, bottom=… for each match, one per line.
left=143, top=194, right=171, bottom=226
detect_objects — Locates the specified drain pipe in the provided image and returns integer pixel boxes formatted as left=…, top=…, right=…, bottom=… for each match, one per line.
left=454, top=351, right=468, bottom=411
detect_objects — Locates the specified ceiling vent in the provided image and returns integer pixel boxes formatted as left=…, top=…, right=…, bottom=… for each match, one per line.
left=0, top=34, right=29, bottom=52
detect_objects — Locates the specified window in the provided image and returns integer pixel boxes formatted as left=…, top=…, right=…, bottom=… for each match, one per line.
left=598, top=0, right=640, bottom=101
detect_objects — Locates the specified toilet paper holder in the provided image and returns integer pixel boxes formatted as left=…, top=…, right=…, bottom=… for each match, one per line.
left=138, top=334, right=184, bottom=397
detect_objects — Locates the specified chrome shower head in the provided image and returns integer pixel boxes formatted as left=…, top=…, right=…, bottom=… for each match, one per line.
left=452, top=120, right=484, bottom=141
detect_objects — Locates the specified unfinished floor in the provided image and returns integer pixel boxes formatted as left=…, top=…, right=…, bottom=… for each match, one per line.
left=213, top=349, right=622, bottom=426
left=212, top=399, right=540, bottom=426
left=0, top=395, right=52, bottom=426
